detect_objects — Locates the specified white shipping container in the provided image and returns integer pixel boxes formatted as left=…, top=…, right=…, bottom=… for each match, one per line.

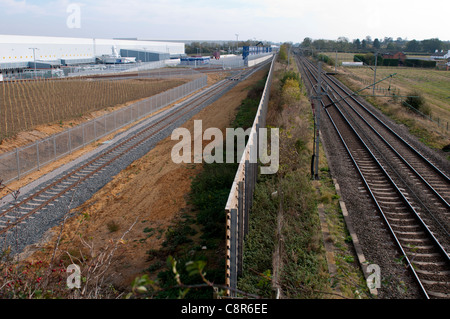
left=342, top=62, right=363, bottom=67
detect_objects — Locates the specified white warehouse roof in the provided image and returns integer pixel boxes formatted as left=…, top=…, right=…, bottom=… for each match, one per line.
left=0, top=34, right=185, bottom=68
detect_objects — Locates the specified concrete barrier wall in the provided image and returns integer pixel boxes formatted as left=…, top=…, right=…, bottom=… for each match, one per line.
left=225, top=53, right=277, bottom=297
left=247, top=53, right=274, bottom=67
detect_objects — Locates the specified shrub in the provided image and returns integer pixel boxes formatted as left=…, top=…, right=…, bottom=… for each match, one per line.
left=353, top=53, right=383, bottom=66
left=316, top=54, right=335, bottom=66
left=382, top=59, right=400, bottom=67
left=403, top=91, right=431, bottom=115
left=404, top=59, right=436, bottom=68
left=280, top=70, right=301, bottom=87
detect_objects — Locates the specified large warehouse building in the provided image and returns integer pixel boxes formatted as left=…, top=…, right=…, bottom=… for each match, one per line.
left=0, top=34, right=185, bottom=73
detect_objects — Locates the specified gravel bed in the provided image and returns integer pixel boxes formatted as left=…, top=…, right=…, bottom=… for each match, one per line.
left=320, top=110, right=424, bottom=299
left=300, top=60, right=448, bottom=299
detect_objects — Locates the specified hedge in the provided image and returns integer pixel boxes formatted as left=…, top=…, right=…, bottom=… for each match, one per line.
left=404, top=59, right=436, bottom=68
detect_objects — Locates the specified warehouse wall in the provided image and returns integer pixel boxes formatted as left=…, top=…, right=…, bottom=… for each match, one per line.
left=0, top=34, right=185, bottom=68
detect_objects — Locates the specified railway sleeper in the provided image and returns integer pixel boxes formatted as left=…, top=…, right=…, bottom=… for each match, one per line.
left=390, top=224, right=422, bottom=230
left=395, top=230, right=426, bottom=237
left=426, top=290, right=450, bottom=299
left=415, top=269, right=450, bottom=279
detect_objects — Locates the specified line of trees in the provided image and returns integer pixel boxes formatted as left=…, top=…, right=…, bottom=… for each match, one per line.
left=300, top=36, right=450, bottom=54
left=185, top=40, right=272, bottom=55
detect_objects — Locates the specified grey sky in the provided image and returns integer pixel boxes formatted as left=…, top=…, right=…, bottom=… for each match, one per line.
left=0, top=0, right=447, bottom=43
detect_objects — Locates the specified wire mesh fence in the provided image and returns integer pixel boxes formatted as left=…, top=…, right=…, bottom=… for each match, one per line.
left=0, top=74, right=208, bottom=185
left=225, top=54, right=276, bottom=297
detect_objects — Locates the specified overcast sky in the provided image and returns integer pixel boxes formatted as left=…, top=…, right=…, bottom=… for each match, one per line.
left=0, top=0, right=448, bottom=43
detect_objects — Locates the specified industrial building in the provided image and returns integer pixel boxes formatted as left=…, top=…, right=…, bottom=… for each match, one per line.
left=180, top=56, right=211, bottom=66
left=120, top=49, right=170, bottom=63
left=0, top=34, right=185, bottom=76
left=242, top=46, right=273, bottom=60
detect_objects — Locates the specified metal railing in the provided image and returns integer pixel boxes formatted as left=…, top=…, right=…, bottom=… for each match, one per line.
left=225, top=54, right=277, bottom=297
left=0, top=75, right=208, bottom=185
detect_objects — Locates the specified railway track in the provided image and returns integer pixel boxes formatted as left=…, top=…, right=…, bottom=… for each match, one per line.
left=0, top=61, right=272, bottom=244
left=297, top=55, right=450, bottom=299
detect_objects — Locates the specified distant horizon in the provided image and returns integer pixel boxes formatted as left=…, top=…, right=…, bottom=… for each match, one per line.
left=0, top=0, right=447, bottom=44
left=1, top=33, right=449, bottom=46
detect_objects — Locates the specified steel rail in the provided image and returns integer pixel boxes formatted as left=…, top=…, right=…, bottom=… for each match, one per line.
left=298, top=55, right=450, bottom=299
left=305, top=57, right=450, bottom=183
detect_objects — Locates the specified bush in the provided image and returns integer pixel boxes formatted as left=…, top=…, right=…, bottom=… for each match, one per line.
left=278, top=45, right=288, bottom=63
left=382, top=58, right=400, bottom=67
left=280, top=70, right=301, bottom=87
left=403, top=91, right=431, bottom=115
left=404, top=59, right=436, bottom=68
left=353, top=53, right=383, bottom=66
left=316, top=53, right=335, bottom=66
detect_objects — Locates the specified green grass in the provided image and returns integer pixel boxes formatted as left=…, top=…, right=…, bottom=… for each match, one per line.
left=331, top=65, right=450, bottom=151
left=341, top=66, right=450, bottom=122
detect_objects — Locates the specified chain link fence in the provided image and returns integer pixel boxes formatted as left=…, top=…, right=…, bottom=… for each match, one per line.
left=0, top=74, right=207, bottom=185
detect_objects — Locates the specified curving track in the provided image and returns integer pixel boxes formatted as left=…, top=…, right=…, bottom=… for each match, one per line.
left=297, top=55, right=450, bottom=299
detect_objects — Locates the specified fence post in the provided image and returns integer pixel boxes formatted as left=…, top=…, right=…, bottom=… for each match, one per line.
left=53, top=135, right=57, bottom=161
left=82, top=123, right=86, bottom=147
left=68, top=129, right=72, bottom=154
left=238, top=181, right=244, bottom=276
left=16, top=148, right=20, bottom=180
left=36, top=141, right=40, bottom=171
left=229, top=208, right=238, bottom=297
left=244, top=160, right=250, bottom=238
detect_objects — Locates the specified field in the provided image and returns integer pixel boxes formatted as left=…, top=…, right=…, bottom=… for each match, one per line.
left=0, top=77, right=188, bottom=142
left=319, top=52, right=450, bottom=150
left=340, top=66, right=450, bottom=123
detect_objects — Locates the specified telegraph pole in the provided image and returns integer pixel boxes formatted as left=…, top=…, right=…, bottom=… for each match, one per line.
left=373, top=50, right=378, bottom=96
left=312, top=62, right=323, bottom=180
left=335, top=50, right=338, bottom=73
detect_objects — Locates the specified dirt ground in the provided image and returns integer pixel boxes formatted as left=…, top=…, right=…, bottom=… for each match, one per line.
left=8, top=68, right=268, bottom=291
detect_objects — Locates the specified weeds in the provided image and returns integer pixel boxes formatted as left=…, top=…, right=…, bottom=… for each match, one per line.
left=0, top=182, right=136, bottom=299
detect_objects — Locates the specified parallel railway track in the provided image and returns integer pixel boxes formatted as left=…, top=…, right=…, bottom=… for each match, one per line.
left=0, top=61, right=272, bottom=242
left=297, top=55, right=450, bottom=299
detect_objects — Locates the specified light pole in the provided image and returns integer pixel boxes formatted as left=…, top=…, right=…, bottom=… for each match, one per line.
left=29, top=47, right=39, bottom=79
left=235, top=34, right=239, bottom=54
left=373, top=50, right=378, bottom=96
left=312, top=62, right=324, bottom=180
